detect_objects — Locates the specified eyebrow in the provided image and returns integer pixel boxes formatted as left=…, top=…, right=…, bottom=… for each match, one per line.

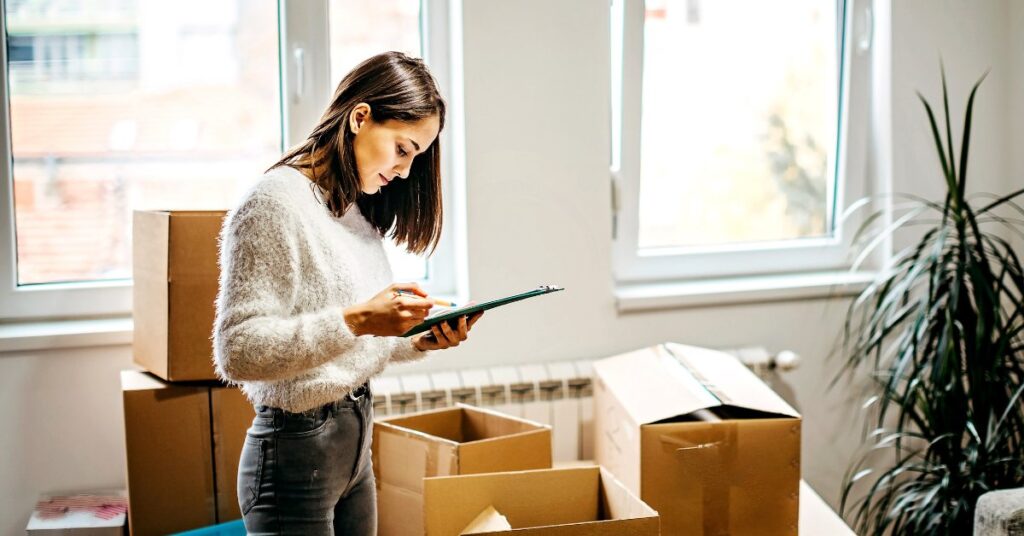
left=407, top=137, right=421, bottom=152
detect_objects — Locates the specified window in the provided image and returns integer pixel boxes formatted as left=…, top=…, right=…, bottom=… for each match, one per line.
left=1, top=0, right=455, bottom=320
left=611, top=0, right=870, bottom=283
left=328, top=0, right=428, bottom=281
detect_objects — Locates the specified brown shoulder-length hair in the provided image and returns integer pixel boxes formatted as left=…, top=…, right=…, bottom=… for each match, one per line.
left=269, top=51, right=446, bottom=255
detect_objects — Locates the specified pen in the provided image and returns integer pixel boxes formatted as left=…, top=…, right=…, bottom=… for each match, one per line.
left=394, top=289, right=457, bottom=308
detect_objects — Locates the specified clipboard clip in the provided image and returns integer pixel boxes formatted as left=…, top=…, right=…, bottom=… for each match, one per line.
left=539, top=284, right=564, bottom=292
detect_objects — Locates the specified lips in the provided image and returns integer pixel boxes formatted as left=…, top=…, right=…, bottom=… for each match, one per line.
left=379, top=173, right=390, bottom=186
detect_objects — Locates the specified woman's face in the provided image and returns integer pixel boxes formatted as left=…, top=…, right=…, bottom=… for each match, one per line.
left=348, top=103, right=440, bottom=195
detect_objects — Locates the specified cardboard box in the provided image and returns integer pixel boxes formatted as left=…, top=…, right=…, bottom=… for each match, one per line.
left=423, top=466, right=659, bottom=535
left=133, top=210, right=226, bottom=381
left=373, top=404, right=553, bottom=536
left=211, top=386, right=256, bottom=522
left=121, top=370, right=215, bottom=535
left=593, top=343, right=802, bottom=536
left=121, top=371, right=254, bottom=535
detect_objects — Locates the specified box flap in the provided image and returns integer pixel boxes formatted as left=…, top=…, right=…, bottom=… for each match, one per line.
left=593, top=347, right=719, bottom=426
left=459, top=404, right=550, bottom=443
left=376, top=407, right=465, bottom=446
left=593, top=345, right=798, bottom=425
left=458, top=427, right=552, bottom=475
left=378, top=404, right=550, bottom=445
left=374, top=423, right=460, bottom=490
left=663, top=343, right=799, bottom=418
left=597, top=467, right=658, bottom=521
left=462, top=505, right=512, bottom=534
left=378, top=483, right=426, bottom=535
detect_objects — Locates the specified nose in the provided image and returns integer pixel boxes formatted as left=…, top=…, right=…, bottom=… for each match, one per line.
left=394, top=160, right=411, bottom=179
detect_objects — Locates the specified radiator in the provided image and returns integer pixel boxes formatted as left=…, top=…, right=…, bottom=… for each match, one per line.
left=370, top=346, right=799, bottom=463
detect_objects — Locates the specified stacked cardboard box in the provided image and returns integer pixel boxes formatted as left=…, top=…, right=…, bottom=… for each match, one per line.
left=123, top=210, right=254, bottom=536
left=132, top=210, right=225, bottom=382
left=593, top=343, right=803, bottom=536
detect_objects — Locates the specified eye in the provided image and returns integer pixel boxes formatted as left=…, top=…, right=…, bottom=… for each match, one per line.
left=397, top=144, right=408, bottom=157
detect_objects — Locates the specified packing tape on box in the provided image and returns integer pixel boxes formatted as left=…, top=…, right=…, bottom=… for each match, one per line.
left=660, top=343, right=733, bottom=406
left=659, top=421, right=740, bottom=536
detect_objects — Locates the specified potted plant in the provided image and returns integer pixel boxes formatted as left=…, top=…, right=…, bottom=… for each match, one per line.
left=835, top=69, right=1024, bottom=534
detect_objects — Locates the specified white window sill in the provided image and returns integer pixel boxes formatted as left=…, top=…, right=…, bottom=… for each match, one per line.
left=615, top=270, right=876, bottom=312
left=0, top=317, right=133, bottom=354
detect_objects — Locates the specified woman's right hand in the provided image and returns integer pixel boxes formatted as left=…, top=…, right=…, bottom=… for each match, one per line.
left=342, top=283, right=434, bottom=337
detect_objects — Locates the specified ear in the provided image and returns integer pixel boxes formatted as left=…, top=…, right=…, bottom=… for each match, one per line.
left=348, top=103, right=371, bottom=134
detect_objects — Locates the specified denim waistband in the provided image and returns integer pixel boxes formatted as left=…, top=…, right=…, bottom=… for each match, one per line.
left=255, top=382, right=371, bottom=418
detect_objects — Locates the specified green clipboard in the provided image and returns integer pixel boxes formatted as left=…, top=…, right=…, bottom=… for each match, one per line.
left=402, top=284, right=564, bottom=337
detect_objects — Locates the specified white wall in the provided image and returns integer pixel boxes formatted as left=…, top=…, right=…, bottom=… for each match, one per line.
left=0, top=1, right=1018, bottom=534
left=891, top=0, right=1010, bottom=207
left=0, top=347, right=134, bottom=535
left=1011, top=0, right=1024, bottom=258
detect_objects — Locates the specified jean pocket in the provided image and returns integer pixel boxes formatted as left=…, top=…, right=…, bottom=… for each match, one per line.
left=238, top=436, right=265, bottom=515
left=277, top=408, right=332, bottom=438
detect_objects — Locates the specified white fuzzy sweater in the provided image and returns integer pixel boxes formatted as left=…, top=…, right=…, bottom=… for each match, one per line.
left=213, top=166, right=428, bottom=412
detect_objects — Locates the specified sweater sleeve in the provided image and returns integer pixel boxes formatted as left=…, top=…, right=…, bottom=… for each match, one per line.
left=388, top=336, right=432, bottom=364
left=213, top=192, right=358, bottom=383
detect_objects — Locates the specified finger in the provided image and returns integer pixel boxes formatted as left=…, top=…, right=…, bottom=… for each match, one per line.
left=392, top=282, right=428, bottom=297
left=457, top=315, right=469, bottom=339
left=397, top=297, right=434, bottom=311
left=468, top=311, right=484, bottom=329
left=439, top=320, right=459, bottom=345
left=430, top=325, right=447, bottom=347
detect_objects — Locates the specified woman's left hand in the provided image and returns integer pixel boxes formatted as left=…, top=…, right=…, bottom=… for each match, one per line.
left=412, top=311, right=484, bottom=351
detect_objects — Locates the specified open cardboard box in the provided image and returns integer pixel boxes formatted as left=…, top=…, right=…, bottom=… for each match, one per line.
left=132, top=210, right=226, bottom=381
left=374, top=404, right=553, bottom=536
left=423, top=466, right=659, bottom=535
left=594, top=343, right=802, bottom=535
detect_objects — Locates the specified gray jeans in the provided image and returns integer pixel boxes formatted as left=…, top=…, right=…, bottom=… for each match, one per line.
left=238, top=384, right=375, bottom=535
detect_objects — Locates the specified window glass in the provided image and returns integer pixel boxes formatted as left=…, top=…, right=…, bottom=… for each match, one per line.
left=6, top=0, right=281, bottom=285
left=637, top=0, right=840, bottom=250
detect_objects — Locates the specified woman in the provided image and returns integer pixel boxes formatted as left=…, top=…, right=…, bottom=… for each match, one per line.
left=213, top=51, right=481, bottom=535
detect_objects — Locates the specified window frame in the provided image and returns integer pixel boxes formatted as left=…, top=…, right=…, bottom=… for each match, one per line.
left=610, top=0, right=872, bottom=284
left=0, top=0, right=457, bottom=321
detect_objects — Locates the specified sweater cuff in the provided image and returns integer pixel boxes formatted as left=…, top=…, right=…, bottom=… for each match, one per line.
left=312, top=306, right=360, bottom=358
left=390, top=336, right=431, bottom=363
